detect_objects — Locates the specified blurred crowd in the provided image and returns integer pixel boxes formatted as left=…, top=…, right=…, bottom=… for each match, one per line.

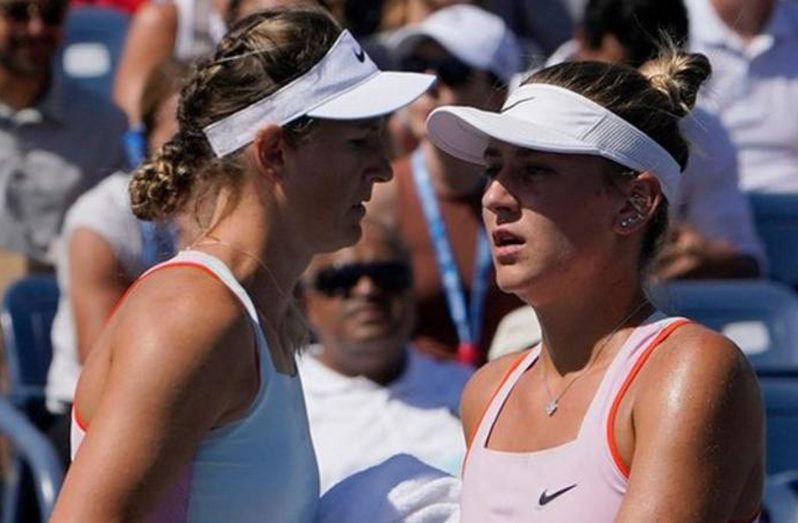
left=0, top=0, right=797, bottom=507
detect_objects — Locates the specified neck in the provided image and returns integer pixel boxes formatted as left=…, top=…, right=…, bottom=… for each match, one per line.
left=0, top=68, right=48, bottom=111
left=421, top=140, right=485, bottom=198
left=319, top=343, right=407, bottom=386
left=190, top=186, right=310, bottom=325
left=712, top=0, right=775, bottom=41
left=533, top=282, right=651, bottom=376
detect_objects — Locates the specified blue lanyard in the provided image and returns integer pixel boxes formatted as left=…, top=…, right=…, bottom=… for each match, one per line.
left=411, top=150, right=492, bottom=356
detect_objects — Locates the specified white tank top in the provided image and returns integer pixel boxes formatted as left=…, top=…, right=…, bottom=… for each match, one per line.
left=71, top=250, right=319, bottom=522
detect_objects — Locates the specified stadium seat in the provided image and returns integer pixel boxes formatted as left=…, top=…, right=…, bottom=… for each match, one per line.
left=1, top=276, right=59, bottom=427
left=651, top=280, right=798, bottom=374
left=760, top=378, right=798, bottom=476
left=55, top=6, right=131, bottom=100
left=0, top=397, right=63, bottom=523
left=749, top=193, right=798, bottom=289
left=764, top=469, right=798, bottom=523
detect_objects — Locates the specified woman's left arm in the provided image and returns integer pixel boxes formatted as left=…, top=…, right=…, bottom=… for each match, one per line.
left=616, top=325, right=764, bottom=522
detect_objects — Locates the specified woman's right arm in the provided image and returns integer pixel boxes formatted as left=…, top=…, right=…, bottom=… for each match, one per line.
left=113, top=3, right=178, bottom=126
left=50, top=271, right=257, bottom=522
left=68, top=229, right=130, bottom=363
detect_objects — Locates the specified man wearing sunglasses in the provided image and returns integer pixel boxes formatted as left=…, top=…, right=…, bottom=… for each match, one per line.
left=0, top=0, right=126, bottom=283
left=369, top=4, right=524, bottom=366
left=299, top=219, right=472, bottom=493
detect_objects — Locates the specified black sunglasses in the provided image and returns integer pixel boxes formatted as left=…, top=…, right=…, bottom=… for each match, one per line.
left=312, top=262, right=412, bottom=297
left=400, top=54, right=473, bottom=88
left=0, top=0, right=67, bottom=25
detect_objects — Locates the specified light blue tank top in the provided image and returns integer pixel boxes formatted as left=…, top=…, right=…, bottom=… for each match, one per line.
left=72, top=250, right=320, bottom=522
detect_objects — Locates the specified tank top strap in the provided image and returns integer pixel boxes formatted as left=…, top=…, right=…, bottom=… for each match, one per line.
left=145, top=250, right=258, bottom=321
left=471, top=346, right=542, bottom=450
left=582, top=313, right=691, bottom=482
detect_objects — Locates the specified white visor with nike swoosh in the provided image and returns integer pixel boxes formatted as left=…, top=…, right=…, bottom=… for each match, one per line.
left=203, top=30, right=435, bottom=158
left=426, top=83, right=682, bottom=203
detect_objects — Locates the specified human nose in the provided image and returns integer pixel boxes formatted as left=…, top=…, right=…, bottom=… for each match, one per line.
left=23, top=4, right=46, bottom=33
left=350, top=273, right=380, bottom=298
left=482, top=173, right=518, bottom=216
left=368, top=142, right=393, bottom=184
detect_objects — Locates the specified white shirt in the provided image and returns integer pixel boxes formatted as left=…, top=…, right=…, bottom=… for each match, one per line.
left=686, top=0, right=798, bottom=192
left=297, top=345, right=472, bottom=493
left=46, top=173, right=158, bottom=412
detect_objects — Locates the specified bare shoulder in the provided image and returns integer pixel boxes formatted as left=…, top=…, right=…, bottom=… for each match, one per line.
left=632, top=320, right=764, bottom=457
left=461, top=351, right=530, bottom=444
left=641, top=322, right=760, bottom=401
left=82, top=265, right=253, bottom=399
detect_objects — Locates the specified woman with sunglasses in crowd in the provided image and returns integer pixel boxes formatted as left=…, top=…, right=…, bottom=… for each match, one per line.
left=370, top=4, right=525, bottom=367
left=424, top=50, right=764, bottom=521
left=50, top=8, right=433, bottom=522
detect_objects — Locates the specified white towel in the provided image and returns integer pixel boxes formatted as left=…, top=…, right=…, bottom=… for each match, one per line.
left=316, top=454, right=461, bottom=523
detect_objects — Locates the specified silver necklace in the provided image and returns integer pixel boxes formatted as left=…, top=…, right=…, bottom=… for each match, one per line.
left=541, top=300, right=651, bottom=417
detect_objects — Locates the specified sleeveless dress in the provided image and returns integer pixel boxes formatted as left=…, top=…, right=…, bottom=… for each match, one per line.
left=460, top=313, right=759, bottom=523
left=71, top=250, right=319, bottom=523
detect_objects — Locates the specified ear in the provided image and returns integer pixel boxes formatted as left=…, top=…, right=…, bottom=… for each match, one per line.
left=614, top=171, right=663, bottom=235
left=251, top=124, right=285, bottom=181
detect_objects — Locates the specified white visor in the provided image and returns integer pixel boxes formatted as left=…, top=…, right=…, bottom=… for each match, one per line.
left=426, top=83, right=682, bottom=203
left=203, top=30, right=435, bottom=157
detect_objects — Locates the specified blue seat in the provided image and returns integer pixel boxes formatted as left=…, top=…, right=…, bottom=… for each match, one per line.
left=1, top=276, right=59, bottom=425
left=764, top=469, right=798, bottom=522
left=759, top=378, right=798, bottom=476
left=652, top=280, right=798, bottom=374
left=55, top=6, right=131, bottom=100
left=749, top=193, right=798, bottom=289
left=0, top=397, right=63, bottom=523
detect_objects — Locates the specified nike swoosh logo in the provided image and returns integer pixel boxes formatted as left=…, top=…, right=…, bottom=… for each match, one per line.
left=502, top=95, right=535, bottom=113
left=353, top=47, right=366, bottom=63
left=538, top=483, right=578, bottom=506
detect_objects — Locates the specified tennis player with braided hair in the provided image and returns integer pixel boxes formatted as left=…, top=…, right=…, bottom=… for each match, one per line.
left=425, top=51, right=764, bottom=521
left=50, top=8, right=433, bottom=523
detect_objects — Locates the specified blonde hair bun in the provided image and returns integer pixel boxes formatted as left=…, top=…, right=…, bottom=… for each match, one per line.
left=640, top=51, right=712, bottom=118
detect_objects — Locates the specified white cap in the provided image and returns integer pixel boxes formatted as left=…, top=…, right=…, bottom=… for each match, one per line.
left=426, top=83, right=682, bottom=203
left=203, top=30, right=435, bottom=157
left=390, top=5, right=522, bottom=85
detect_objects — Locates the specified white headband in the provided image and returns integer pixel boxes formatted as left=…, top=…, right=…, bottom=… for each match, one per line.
left=203, top=30, right=435, bottom=158
left=426, top=84, right=682, bottom=203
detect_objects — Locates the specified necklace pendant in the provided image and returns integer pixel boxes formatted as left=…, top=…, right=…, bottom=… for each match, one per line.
left=545, top=400, right=558, bottom=416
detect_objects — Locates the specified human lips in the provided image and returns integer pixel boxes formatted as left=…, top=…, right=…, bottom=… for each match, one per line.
left=492, top=228, right=525, bottom=263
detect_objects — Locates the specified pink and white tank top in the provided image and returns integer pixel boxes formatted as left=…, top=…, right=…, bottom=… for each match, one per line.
left=71, top=250, right=319, bottom=523
left=461, top=314, right=759, bottom=522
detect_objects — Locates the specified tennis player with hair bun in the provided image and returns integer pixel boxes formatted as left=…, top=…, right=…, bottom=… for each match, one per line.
left=425, top=50, right=764, bottom=521
left=51, top=8, right=433, bottom=523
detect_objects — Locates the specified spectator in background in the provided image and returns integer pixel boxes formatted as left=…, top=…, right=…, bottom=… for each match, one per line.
left=69, top=0, right=145, bottom=14
left=299, top=219, right=471, bottom=493
left=488, top=0, right=574, bottom=63
left=0, top=0, right=126, bottom=279
left=370, top=5, right=524, bottom=366
left=379, top=0, right=480, bottom=31
left=112, top=0, right=324, bottom=165
left=45, top=59, right=189, bottom=465
left=549, top=0, right=765, bottom=280
left=685, top=0, right=798, bottom=193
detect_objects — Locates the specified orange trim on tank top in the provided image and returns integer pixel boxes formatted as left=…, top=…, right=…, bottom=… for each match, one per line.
left=73, top=261, right=231, bottom=431
left=462, top=350, right=530, bottom=477
left=606, top=319, right=691, bottom=479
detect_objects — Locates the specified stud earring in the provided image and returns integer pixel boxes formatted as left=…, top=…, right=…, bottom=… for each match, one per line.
left=621, top=216, right=639, bottom=228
